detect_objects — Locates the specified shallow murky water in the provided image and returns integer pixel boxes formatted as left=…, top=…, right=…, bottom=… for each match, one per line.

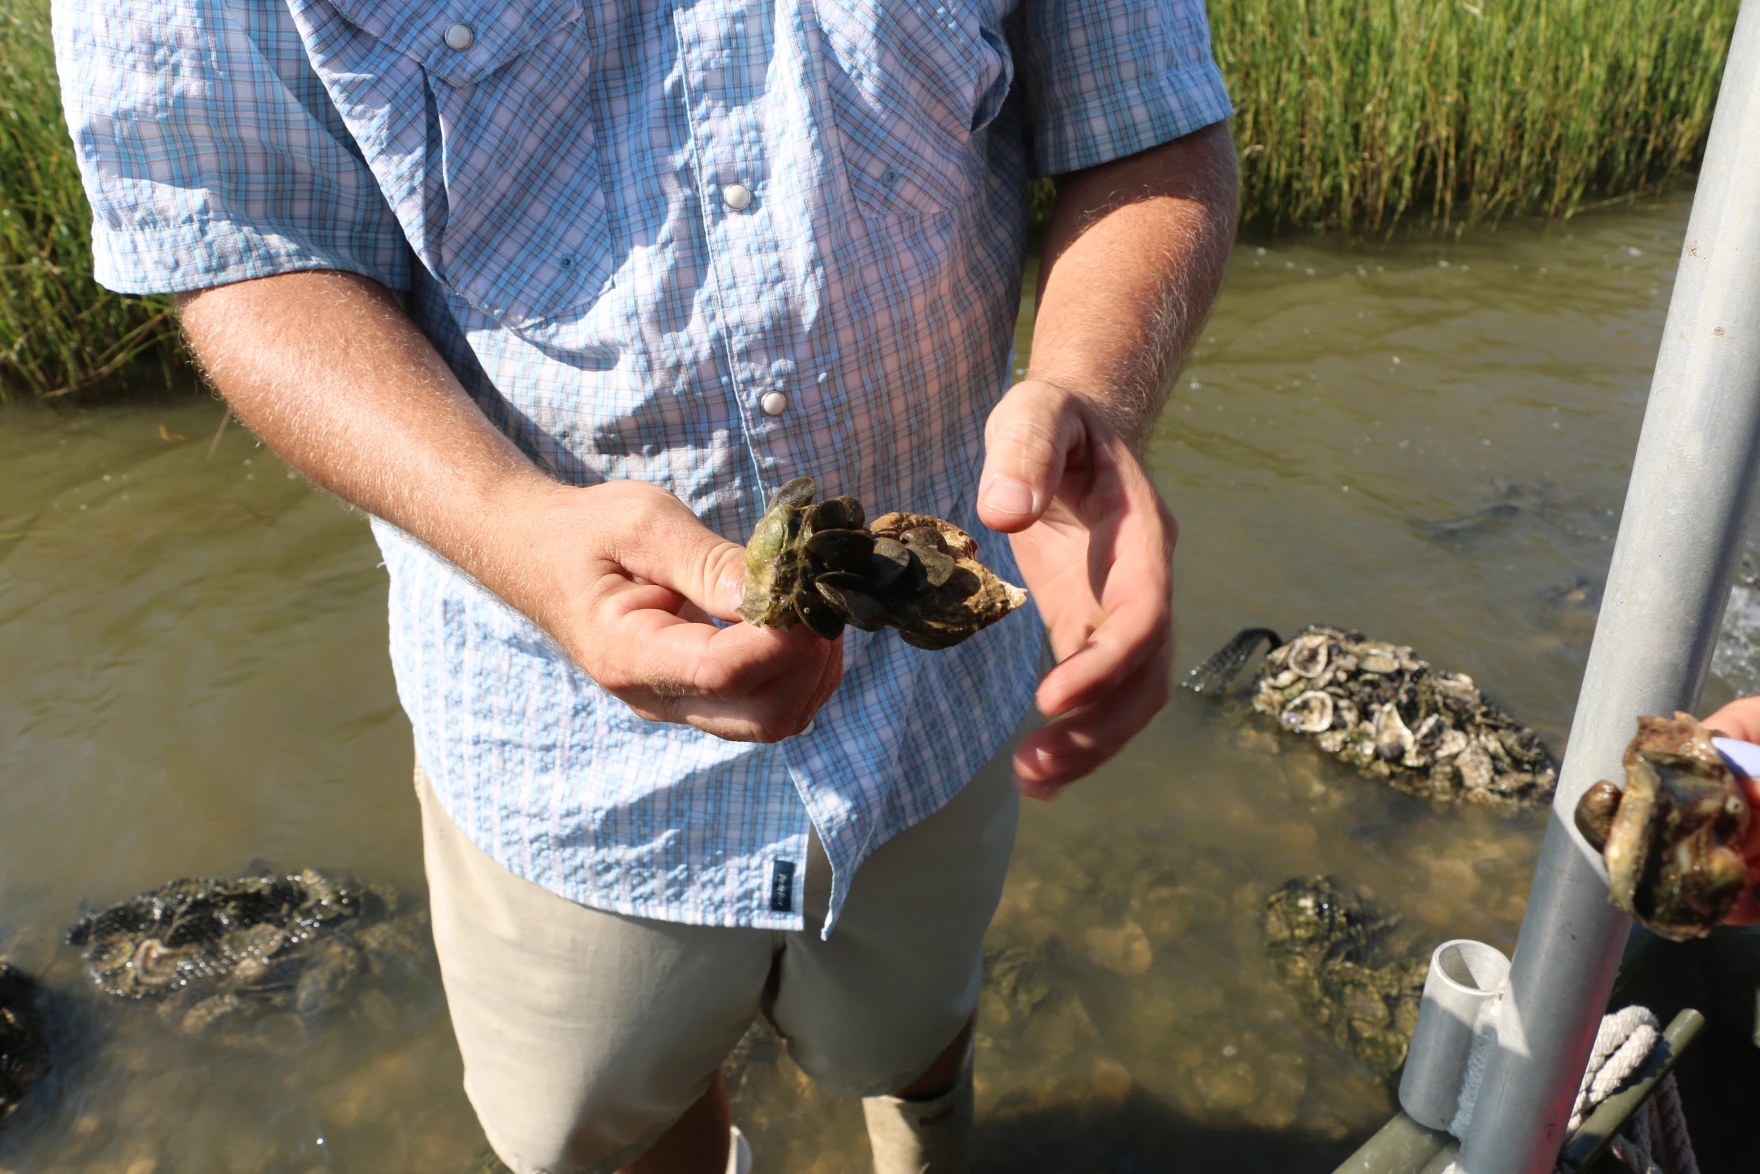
left=1, top=191, right=1734, bottom=1173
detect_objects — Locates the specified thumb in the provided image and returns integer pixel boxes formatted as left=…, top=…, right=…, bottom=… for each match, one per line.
left=979, top=380, right=1077, bottom=534
left=602, top=485, right=751, bottom=621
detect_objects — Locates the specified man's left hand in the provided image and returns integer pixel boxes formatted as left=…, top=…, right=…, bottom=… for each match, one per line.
left=979, top=378, right=1177, bottom=798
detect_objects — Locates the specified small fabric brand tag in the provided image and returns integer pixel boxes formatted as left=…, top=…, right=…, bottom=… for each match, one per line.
left=769, top=859, right=796, bottom=913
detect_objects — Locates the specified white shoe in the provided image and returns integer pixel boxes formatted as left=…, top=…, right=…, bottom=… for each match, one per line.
left=727, top=1125, right=752, bottom=1174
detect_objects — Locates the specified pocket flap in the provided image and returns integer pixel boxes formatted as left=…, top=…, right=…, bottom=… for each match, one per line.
left=326, top=0, right=583, bottom=86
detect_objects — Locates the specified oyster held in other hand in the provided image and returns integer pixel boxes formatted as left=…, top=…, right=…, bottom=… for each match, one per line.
left=737, top=477, right=1026, bottom=648
left=1575, top=712, right=1752, bottom=941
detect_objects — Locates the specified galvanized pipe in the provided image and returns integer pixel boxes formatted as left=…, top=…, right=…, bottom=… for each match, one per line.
left=1456, top=5, right=1760, bottom=1170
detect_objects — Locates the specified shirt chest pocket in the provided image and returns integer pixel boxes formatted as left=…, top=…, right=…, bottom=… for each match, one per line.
left=810, top=0, right=1013, bottom=218
left=315, top=0, right=613, bottom=323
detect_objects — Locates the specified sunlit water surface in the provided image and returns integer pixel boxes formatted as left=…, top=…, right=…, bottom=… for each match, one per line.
left=4, top=192, right=1739, bottom=1173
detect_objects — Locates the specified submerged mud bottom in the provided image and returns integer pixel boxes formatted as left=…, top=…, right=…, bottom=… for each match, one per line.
left=0, top=194, right=1730, bottom=1171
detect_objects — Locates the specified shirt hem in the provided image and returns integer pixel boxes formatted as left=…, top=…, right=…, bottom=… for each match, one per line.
left=91, top=215, right=411, bottom=297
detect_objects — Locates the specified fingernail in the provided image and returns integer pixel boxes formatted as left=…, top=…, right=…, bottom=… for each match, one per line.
left=984, top=477, right=1035, bottom=517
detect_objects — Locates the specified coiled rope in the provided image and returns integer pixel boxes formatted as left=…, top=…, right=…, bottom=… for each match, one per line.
left=1444, top=1006, right=1699, bottom=1174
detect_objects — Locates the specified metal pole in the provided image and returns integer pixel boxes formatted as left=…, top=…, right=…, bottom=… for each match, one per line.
left=1457, top=5, right=1760, bottom=1170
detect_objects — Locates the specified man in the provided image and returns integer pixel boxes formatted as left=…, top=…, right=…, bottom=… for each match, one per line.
left=54, top=0, right=1236, bottom=1166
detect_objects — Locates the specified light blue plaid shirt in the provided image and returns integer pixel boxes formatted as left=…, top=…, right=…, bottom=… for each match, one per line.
left=56, top=0, right=1230, bottom=931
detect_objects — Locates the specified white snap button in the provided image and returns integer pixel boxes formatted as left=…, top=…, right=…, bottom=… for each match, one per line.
left=443, top=22, right=474, bottom=50
left=760, top=391, right=788, bottom=416
left=722, top=183, right=753, bottom=211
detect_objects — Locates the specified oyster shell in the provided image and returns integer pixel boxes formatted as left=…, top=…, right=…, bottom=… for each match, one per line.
left=1281, top=691, right=1334, bottom=734
left=1574, top=712, right=1752, bottom=941
left=737, top=478, right=1027, bottom=648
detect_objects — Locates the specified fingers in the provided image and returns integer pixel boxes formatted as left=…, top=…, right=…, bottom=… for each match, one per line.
left=1037, top=448, right=1174, bottom=718
left=602, top=611, right=842, bottom=742
left=1733, top=770, right=1760, bottom=925
left=1037, top=564, right=1167, bottom=717
left=1014, top=644, right=1172, bottom=799
left=1703, top=695, right=1760, bottom=743
left=588, top=590, right=825, bottom=702
left=1706, top=699, right=1760, bottom=926
left=599, top=482, right=750, bottom=622
left=664, top=633, right=845, bottom=742
left=979, top=380, right=1079, bottom=533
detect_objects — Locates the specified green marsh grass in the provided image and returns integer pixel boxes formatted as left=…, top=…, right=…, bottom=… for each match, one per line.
left=1213, top=0, right=1739, bottom=234
left=0, top=0, right=1743, bottom=397
left=1, top=0, right=178, bottom=401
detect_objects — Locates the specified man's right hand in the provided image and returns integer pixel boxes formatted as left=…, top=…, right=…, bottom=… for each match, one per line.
left=178, top=270, right=837, bottom=744
left=520, top=480, right=841, bottom=742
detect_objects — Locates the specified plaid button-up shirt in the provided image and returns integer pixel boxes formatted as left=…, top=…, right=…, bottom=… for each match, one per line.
left=56, top=0, right=1230, bottom=931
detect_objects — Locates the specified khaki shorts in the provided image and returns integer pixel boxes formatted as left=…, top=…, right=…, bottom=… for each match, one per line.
left=416, top=727, right=1022, bottom=1174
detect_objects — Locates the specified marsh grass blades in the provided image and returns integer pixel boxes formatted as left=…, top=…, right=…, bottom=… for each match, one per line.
left=1212, top=0, right=1738, bottom=235
left=0, top=0, right=179, bottom=401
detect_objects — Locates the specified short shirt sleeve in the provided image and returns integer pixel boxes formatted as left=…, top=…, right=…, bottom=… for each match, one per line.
left=1010, top=0, right=1234, bottom=176
left=52, top=0, right=409, bottom=295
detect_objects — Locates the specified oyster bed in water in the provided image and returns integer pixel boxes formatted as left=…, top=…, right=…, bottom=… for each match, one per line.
left=0, top=961, right=49, bottom=1128
left=67, top=869, right=430, bottom=1037
left=1261, top=877, right=1424, bottom=1080
left=1187, top=625, right=1557, bottom=810
left=1576, top=712, right=1752, bottom=941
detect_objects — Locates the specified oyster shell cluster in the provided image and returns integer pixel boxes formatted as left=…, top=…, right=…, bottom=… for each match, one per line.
left=1185, top=625, right=1557, bottom=810
left=737, top=477, right=1027, bottom=649
left=1261, top=876, right=1424, bottom=1080
left=66, top=868, right=426, bottom=1035
left=0, top=961, right=49, bottom=1129
left=1575, top=712, right=1753, bottom=941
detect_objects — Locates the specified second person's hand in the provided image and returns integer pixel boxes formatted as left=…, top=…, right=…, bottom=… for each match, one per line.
left=1701, top=695, right=1760, bottom=924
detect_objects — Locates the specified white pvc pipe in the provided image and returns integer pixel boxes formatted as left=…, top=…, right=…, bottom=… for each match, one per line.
left=1400, top=940, right=1511, bottom=1131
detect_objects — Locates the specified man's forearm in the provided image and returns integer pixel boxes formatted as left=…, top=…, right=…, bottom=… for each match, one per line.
left=177, top=270, right=570, bottom=627
left=1028, top=122, right=1238, bottom=447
